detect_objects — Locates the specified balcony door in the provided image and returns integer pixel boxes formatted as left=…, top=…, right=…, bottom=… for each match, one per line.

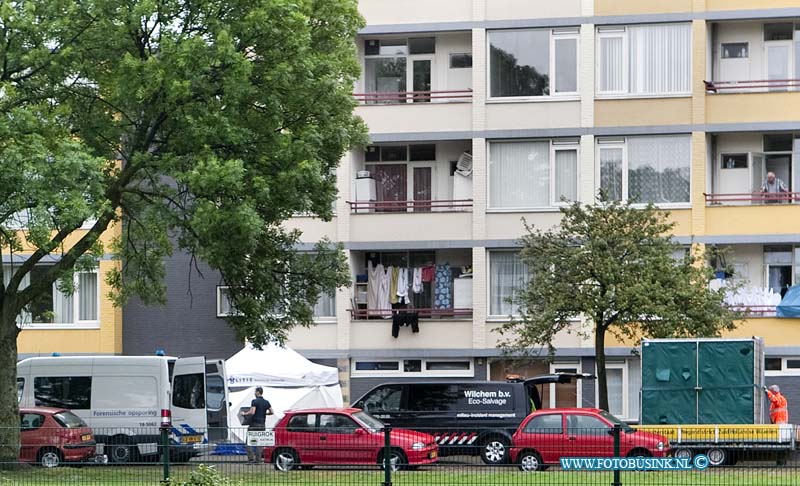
left=765, top=41, right=792, bottom=92
left=367, top=163, right=434, bottom=212
left=409, top=57, right=433, bottom=102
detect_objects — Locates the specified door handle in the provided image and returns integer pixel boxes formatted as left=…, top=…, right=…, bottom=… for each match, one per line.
left=568, top=436, right=577, bottom=441
left=319, top=436, right=327, bottom=441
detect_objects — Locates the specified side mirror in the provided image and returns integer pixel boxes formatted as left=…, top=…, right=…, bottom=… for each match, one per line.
left=354, top=428, right=367, bottom=436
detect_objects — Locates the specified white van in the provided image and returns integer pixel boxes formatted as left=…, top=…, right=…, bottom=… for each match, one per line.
left=17, top=355, right=229, bottom=463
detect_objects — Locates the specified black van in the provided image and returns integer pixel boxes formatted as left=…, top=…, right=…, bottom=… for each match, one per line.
left=351, top=373, right=593, bottom=464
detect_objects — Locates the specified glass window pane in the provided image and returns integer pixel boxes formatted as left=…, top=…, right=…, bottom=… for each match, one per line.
left=554, top=38, right=578, bottom=93
left=524, top=414, right=563, bottom=433
left=409, top=144, right=436, bottom=161
left=489, top=252, right=529, bottom=316
left=378, top=39, right=408, bottom=56
left=172, top=373, right=206, bottom=409
left=364, top=58, right=407, bottom=103
left=599, top=36, right=624, bottom=92
left=555, top=149, right=578, bottom=202
left=408, top=37, right=435, bottom=54
left=629, top=24, right=691, bottom=95
left=721, top=43, right=748, bottom=59
left=78, top=273, right=97, bottom=321
left=764, top=134, right=793, bottom=152
left=313, top=292, right=335, bottom=318
left=489, top=141, right=550, bottom=208
left=627, top=135, right=691, bottom=204
left=426, top=361, right=471, bottom=371
left=450, top=53, right=472, bottom=68
left=355, top=361, right=400, bottom=371
left=33, top=377, right=91, bottom=410
left=765, top=358, right=782, bottom=371
left=403, top=360, right=422, bottom=372
left=380, top=146, right=408, bottom=162
left=599, top=147, right=623, bottom=201
left=606, top=368, right=624, bottom=417
left=765, top=23, right=793, bottom=41
left=489, top=30, right=550, bottom=97
left=412, top=60, right=432, bottom=102
left=721, top=154, right=748, bottom=169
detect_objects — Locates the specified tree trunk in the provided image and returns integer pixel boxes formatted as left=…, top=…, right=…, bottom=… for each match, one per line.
left=594, top=322, right=609, bottom=412
left=0, top=308, right=20, bottom=467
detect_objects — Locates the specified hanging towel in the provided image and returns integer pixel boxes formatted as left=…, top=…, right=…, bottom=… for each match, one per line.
left=434, top=263, right=452, bottom=309
left=378, top=265, right=392, bottom=318
left=367, top=260, right=380, bottom=312
left=412, top=267, right=423, bottom=294
left=396, top=268, right=409, bottom=304
left=390, top=266, right=399, bottom=304
left=421, top=265, right=435, bottom=282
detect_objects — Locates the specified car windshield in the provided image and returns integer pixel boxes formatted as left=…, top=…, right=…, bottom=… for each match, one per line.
left=598, top=410, right=634, bottom=433
left=53, top=411, right=87, bottom=429
left=353, top=411, right=384, bottom=432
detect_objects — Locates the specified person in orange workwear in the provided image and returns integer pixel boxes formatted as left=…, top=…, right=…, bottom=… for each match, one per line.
left=764, top=385, right=789, bottom=424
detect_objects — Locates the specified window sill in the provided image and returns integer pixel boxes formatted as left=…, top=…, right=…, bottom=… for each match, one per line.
left=18, top=323, right=101, bottom=330
left=486, top=207, right=565, bottom=213
left=313, top=318, right=337, bottom=324
left=630, top=203, right=691, bottom=210
left=487, top=96, right=580, bottom=104
left=595, top=93, right=691, bottom=100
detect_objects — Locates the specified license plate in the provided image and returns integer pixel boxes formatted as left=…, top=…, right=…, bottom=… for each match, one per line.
left=430, top=450, right=438, bottom=459
left=81, top=434, right=92, bottom=442
left=181, top=435, right=203, bottom=444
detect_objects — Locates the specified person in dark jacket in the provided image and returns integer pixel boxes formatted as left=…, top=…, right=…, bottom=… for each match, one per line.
left=242, top=387, right=274, bottom=464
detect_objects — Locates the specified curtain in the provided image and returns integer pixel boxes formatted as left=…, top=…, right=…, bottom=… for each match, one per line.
left=52, top=279, right=73, bottom=324
left=367, top=164, right=408, bottom=212
left=2, top=266, right=30, bottom=324
left=629, top=24, right=691, bottom=95
left=489, top=141, right=549, bottom=208
left=412, top=167, right=432, bottom=212
left=599, top=36, right=624, bottom=92
left=627, top=135, right=691, bottom=203
left=313, top=292, right=336, bottom=318
left=489, top=252, right=529, bottom=316
left=554, top=37, right=578, bottom=93
left=78, top=273, right=98, bottom=321
left=606, top=368, right=625, bottom=417
left=599, top=147, right=623, bottom=201
left=555, top=149, right=578, bottom=202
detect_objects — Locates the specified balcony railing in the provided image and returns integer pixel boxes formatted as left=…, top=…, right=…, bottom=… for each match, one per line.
left=347, top=199, right=473, bottom=213
left=704, top=79, right=800, bottom=93
left=353, top=89, right=473, bottom=104
left=348, top=308, right=473, bottom=320
left=727, top=305, right=777, bottom=316
left=704, top=192, right=799, bottom=205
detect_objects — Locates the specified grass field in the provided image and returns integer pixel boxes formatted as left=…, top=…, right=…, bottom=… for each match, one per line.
left=0, top=464, right=798, bottom=486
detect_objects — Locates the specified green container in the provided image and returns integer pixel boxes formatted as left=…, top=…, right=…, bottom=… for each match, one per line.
left=640, top=338, right=765, bottom=425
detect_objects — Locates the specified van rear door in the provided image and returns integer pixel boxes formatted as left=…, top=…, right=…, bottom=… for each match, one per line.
left=205, top=359, right=229, bottom=442
left=171, top=357, right=208, bottom=445
left=524, top=373, right=596, bottom=412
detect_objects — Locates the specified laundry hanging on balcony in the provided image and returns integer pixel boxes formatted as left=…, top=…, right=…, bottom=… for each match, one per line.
left=777, top=286, right=800, bottom=318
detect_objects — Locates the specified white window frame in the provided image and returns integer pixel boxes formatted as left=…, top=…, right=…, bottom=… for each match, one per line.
left=549, top=361, right=583, bottom=408
left=487, top=249, right=524, bottom=319
left=487, top=139, right=581, bottom=211
left=351, top=358, right=474, bottom=378
left=594, top=362, right=630, bottom=420
left=487, top=27, right=581, bottom=102
left=596, top=24, right=692, bottom=98
left=595, top=137, right=692, bottom=209
left=8, top=268, right=101, bottom=330
left=216, top=286, right=236, bottom=317
left=363, top=38, right=438, bottom=102
left=765, top=357, right=800, bottom=376
left=313, top=292, right=337, bottom=324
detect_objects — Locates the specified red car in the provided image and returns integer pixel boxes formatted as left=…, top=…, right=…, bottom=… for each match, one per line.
left=510, top=408, right=670, bottom=471
left=19, top=407, right=96, bottom=468
left=263, top=408, right=438, bottom=471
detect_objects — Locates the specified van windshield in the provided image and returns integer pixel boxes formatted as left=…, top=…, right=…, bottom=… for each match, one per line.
left=353, top=411, right=384, bottom=432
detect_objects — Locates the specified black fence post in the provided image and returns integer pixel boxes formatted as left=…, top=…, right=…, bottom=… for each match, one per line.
left=160, top=425, right=170, bottom=485
left=383, top=426, right=392, bottom=486
left=612, top=424, right=622, bottom=486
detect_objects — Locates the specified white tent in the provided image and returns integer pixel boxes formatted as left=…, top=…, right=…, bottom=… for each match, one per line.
left=225, top=342, right=343, bottom=442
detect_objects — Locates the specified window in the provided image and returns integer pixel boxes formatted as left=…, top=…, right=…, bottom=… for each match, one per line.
left=313, top=292, right=336, bottom=320
left=765, top=23, right=793, bottom=41
left=358, top=385, right=403, bottom=414
left=489, top=28, right=579, bottom=98
left=92, top=376, right=158, bottom=409
left=217, top=286, right=238, bottom=317
left=488, top=140, right=579, bottom=209
left=721, top=43, right=748, bottom=59
left=597, top=24, right=691, bottom=96
left=206, top=375, right=225, bottom=411
left=567, top=414, right=609, bottom=435
left=787, top=359, right=800, bottom=369
left=604, top=365, right=627, bottom=418
left=33, top=377, right=91, bottom=410
left=53, top=411, right=88, bottom=429
left=407, top=385, right=459, bottom=411
left=2, top=266, right=99, bottom=325
left=489, top=252, right=529, bottom=316
left=523, top=414, right=563, bottom=434
left=172, top=373, right=205, bottom=409
left=17, top=378, right=23, bottom=403
left=319, top=414, right=360, bottom=434
left=287, top=414, right=316, bottom=432
left=20, top=413, right=44, bottom=431
left=352, top=358, right=474, bottom=377
left=764, top=134, right=793, bottom=152
left=766, top=358, right=783, bottom=371
left=450, top=53, right=472, bottom=69
left=597, top=135, right=691, bottom=204
left=721, top=154, right=748, bottom=169
left=364, top=38, right=437, bottom=103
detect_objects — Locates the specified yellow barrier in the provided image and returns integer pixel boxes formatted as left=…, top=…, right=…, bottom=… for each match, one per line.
left=634, top=424, right=793, bottom=443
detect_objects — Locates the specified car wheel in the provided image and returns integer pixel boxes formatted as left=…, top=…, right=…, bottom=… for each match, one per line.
left=273, top=449, right=299, bottom=472
left=518, top=451, right=543, bottom=472
left=38, top=448, right=63, bottom=468
left=706, top=448, right=726, bottom=467
left=627, top=449, right=652, bottom=458
left=109, top=436, right=137, bottom=464
left=380, top=449, right=408, bottom=472
left=673, top=448, right=693, bottom=461
left=481, top=437, right=509, bottom=465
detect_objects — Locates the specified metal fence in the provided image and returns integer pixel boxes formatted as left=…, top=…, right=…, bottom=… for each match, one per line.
left=1, top=425, right=799, bottom=485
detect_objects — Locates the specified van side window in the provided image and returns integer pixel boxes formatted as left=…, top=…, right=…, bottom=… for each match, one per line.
left=524, top=414, right=563, bottom=434
left=360, top=385, right=402, bottom=413
left=206, top=375, right=225, bottom=411
left=33, top=377, right=91, bottom=410
left=173, top=373, right=205, bottom=409
left=17, top=378, right=24, bottom=403
left=286, top=414, right=316, bottom=432
left=407, top=384, right=458, bottom=411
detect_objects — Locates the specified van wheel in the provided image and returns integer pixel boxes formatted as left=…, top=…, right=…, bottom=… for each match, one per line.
left=38, top=448, right=62, bottom=468
left=673, top=448, right=693, bottom=461
left=273, top=448, right=299, bottom=472
left=481, top=436, right=510, bottom=465
left=109, top=436, right=137, bottom=464
left=518, top=451, right=543, bottom=472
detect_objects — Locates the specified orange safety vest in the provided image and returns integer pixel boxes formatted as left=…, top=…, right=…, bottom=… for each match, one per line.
left=766, top=390, right=789, bottom=424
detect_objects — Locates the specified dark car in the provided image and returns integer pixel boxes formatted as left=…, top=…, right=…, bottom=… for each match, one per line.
left=351, top=373, right=593, bottom=464
left=263, top=408, right=438, bottom=471
left=511, top=408, right=670, bottom=471
left=19, top=407, right=97, bottom=467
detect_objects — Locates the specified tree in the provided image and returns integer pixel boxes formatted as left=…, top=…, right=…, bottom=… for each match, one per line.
left=0, top=0, right=366, bottom=462
left=498, top=196, right=739, bottom=412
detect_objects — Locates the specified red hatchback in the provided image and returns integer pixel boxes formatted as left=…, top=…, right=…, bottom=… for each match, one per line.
left=263, top=408, right=438, bottom=471
left=510, top=408, right=669, bottom=471
left=19, top=407, right=96, bottom=468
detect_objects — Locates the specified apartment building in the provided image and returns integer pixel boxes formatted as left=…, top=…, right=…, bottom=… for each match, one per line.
left=124, top=0, right=800, bottom=421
